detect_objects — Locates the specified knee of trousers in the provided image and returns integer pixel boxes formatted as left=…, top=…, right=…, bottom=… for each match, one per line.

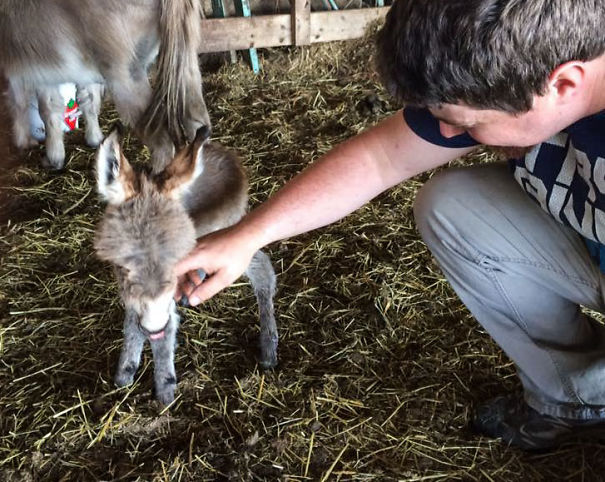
left=413, top=168, right=474, bottom=252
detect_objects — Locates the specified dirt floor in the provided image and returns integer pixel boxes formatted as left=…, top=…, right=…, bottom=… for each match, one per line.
left=2, top=34, right=605, bottom=481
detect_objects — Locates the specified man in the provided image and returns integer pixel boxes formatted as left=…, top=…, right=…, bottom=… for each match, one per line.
left=176, top=0, right=605, bottom=450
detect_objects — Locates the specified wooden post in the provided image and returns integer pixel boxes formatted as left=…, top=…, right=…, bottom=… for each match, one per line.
left=234, top=0, right=260, bottom=73
left=292, top=0, right=311, bottom=46
left=210, top=0, right=238, bottom=63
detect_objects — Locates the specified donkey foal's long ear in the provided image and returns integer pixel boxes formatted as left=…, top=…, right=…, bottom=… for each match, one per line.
left=158, top=125, right=211, bottom=199
left=96, top=127, right=136, bottom=205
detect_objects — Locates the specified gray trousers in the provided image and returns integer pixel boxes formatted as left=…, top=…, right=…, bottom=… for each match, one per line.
left=414, top=162, right=605, bottom=420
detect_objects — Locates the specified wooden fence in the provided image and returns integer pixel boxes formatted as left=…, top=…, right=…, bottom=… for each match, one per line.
left=200, top=1, right=390, bottom=53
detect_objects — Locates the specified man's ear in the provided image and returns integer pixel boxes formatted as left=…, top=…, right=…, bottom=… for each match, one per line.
left=156, top=125, right=211, bottom=199
left=96, top=125, right=137, bottom=205
left=548, top=61, right=586, bottom=104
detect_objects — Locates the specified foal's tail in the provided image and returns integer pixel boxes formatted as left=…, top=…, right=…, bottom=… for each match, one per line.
left=141, top=0, right=209, bottom=149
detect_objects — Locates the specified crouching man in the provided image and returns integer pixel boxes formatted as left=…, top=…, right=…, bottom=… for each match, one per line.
left=177, top=0, right=605, bottom=450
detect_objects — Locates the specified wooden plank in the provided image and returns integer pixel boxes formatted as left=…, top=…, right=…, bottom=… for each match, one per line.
left=309, top=8, right=387, bottom=43
left=199, top=7, right=389, bottom=53
left=293, top=0, right=311, bottom=46
left=200, top=14, right=291, bottom=52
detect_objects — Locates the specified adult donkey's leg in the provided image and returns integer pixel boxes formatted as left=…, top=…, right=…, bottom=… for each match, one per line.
left=37, top=85, right=66, bottom=170
left=246, top=250, right=279, bottom=369
left=106, top=67, right=174, bottom=172
left=150, top=305, right=179, bottom=405
left=7, top=79, right=38, bottom=150
left=106, top=69, right=150, bottom=132
left=139, top=0, right=209, bottom=171
left=115, top=309, right=147, bottom=387
left=77, top=83, right=104, bottom=148
left=145, top=129, right=175, bottom=173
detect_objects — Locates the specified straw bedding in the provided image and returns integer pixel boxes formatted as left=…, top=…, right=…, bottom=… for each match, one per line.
left=2, top=27, right=605, bottom=481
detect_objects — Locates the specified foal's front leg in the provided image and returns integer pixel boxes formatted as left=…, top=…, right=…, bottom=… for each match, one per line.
left=246, top=250, right=279, bottom=369
left=115, top=308, right=146, bottom=387
left=150, top=304, right=179, bottom=404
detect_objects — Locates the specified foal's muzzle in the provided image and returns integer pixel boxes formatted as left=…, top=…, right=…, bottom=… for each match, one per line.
left=138, top=321, right=168, bottom=341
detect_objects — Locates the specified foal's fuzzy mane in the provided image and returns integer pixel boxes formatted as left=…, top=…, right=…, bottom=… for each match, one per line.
left=94, top=177, right=196, bottom=274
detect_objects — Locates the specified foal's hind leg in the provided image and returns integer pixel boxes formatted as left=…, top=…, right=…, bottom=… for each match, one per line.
left=246, top=250, right=279, bottom=369
left=77, top=83, right=104, bottom=147
left=150, top=305, right=179, bottom=404
left=37, top=85, right=66, bottom=169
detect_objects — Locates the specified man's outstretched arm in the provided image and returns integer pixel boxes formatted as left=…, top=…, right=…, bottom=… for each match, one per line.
left=175, top=110, right=475, bottom=304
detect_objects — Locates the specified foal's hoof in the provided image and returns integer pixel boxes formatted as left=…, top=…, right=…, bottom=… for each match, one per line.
left=259, top=333, right=279, bottom=370
left=115, top=363, right=137, bottom=387
left=259, top=357, right=278, bottom=370
left=155, top=386, right=176, bottom=405
left=114, top=372, right=134, bottom=388
left=154, top=374, right=177, bottom=405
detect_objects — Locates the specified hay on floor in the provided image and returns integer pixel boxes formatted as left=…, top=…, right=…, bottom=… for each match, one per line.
left=2, top=28, right=605, bottom=482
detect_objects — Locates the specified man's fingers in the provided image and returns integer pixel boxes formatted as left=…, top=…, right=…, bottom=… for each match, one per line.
left=188, top=273, right=229, bottom=306
left=187, top=268, right=206, bottom=286
left=175, top=272, right=201, bottom=303
left=175, top=250, right=206, bottom=277
left=174, top=273, right=188, bottom=301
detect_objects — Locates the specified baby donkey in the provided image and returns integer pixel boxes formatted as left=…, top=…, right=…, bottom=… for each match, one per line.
left=94, top=126, right=278, bottom=404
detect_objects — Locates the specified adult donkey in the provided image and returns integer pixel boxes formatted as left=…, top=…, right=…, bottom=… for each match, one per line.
left=0, top=0, right=209, bottom=170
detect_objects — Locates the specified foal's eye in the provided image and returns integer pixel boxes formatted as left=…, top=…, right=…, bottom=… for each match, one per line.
left=160, top=281, right=174, bottom=291
left=125, top=277, right=144, bottom=293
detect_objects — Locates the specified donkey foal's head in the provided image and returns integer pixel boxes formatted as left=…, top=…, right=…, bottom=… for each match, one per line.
left=94, top=126, right=210, bottom=338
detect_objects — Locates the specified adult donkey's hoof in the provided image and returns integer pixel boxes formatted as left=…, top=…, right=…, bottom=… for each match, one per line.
left=41, top=153, right=65, bottom=171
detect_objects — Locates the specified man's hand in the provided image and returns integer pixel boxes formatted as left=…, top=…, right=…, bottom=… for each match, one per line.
left=175, top=225, right=259, bottom=306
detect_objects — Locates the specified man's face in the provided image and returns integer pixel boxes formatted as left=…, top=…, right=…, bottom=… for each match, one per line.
left=429, top=95, right=574, bottom=147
